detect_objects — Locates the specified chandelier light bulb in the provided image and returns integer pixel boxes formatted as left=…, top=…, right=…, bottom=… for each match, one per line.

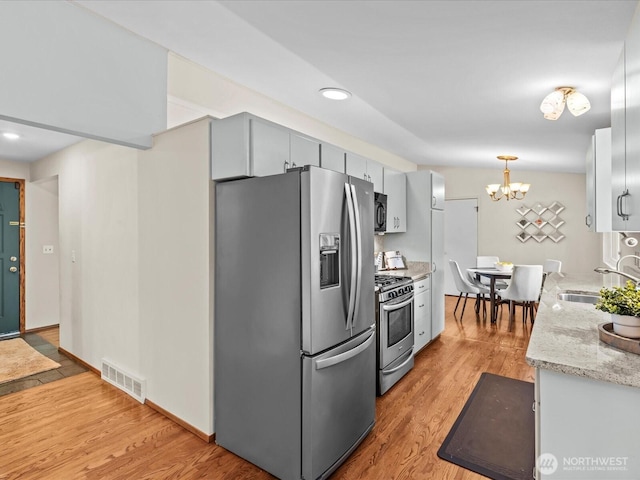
left=486, top=156, right=530, bottom=202
left=566, top=91, right=591, bottom=116
left=540, top=86, right=590, bottom=120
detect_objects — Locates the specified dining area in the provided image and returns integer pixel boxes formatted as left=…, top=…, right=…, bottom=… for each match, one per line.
left=449, top=256, right=563, bottom=327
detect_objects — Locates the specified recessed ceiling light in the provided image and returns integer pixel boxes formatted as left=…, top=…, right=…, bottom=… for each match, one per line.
left=319, top=87, right=352, bottom=100
left=2, top=132, right=20, bottom=140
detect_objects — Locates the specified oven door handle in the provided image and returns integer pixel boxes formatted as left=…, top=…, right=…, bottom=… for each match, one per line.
left=383, top=348, right=414, bottom=374
left=315, top=328, right=375, bottom=370
left=382, top=296, right=414, bottom=311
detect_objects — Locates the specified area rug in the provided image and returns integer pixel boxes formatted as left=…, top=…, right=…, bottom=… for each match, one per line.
left=437, top=372, right=535, bottom=480
left=0, top=338, right=61, bottom=384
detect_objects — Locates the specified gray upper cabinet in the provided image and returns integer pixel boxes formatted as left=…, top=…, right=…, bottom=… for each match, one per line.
left=211, top=113, right=320, bottom=180
left=383, top=168, right=406, bottom=232
left=585, top=128, right=611, bottom=232
left=252, top=119, right=291, bottom=177
left=345, top=152, right=383, bottom=192
left=612, top=9, right=640, bottom=231
left=431, top=172, right=445, bottom=210
left=320, top=143, right=346, bottom=173
left=290, top=132, right=321, bottom=171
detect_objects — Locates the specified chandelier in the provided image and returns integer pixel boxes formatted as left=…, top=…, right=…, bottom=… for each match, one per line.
left=485, top=156, right=530, bottom=201
left=540, top=86, right=590, bottom=120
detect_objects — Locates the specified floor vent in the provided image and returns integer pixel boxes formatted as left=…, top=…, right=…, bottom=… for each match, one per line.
left=101, top=359, right=146, bottom=403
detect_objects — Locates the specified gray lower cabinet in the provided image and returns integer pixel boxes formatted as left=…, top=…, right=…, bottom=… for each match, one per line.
left=383, top=168, right=407, bottom=232
left=413, top=277, right=431, bottom=352
left=211, top=113, right=320, bottom=180
left=536, top=368, right=640, bottom=479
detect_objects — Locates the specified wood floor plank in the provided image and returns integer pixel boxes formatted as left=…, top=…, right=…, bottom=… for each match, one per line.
left=0, top=295, right=534, bottom=479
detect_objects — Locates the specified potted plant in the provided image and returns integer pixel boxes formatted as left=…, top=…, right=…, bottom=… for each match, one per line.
left=595, top=280, right=640, bottom=338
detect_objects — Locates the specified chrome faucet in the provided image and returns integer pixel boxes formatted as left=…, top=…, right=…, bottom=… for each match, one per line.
left=594, top=254, right=640, bottom=286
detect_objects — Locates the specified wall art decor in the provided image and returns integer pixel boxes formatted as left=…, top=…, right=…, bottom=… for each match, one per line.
left=516, top=201, right=565, bottom=243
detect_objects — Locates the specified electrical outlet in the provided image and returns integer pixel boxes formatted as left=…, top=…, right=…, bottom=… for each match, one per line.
left=42, top=245, right=54, bottom=254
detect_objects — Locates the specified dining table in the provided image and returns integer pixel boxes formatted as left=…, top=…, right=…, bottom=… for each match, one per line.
left=466, top=267, right=512, bottom=323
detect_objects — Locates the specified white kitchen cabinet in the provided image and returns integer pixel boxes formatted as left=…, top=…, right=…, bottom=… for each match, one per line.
left=413, top=276, right=431, bottom=353
left=383, top=168, right=407, bottom=232
left=211, top=113, right=320, bottom=180
left=345, top=152, right=384, bottom=192
left=320, top=143, right=345, bottom=173
left=536, top=368, right=640, bottom=479
left=585, top=128, right=611, bottom=232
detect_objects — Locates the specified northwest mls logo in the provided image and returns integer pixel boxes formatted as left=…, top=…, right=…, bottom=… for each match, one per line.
left=538, top=453, right=559, bottom=475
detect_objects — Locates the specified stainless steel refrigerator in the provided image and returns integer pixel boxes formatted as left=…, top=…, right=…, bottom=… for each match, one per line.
left=214, top=165, right=376, bottom=480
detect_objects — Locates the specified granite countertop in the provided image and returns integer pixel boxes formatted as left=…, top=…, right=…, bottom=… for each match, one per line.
left=526, top=272, right=640, bottom=388
left=376, top=261, right=431, bottom=281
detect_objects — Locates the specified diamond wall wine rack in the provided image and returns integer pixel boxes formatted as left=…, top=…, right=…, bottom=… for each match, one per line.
left=516, top=202, right=565, bottom=243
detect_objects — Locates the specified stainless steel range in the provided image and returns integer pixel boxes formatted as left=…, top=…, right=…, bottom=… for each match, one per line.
left=375, top=274, right=414, bottom=395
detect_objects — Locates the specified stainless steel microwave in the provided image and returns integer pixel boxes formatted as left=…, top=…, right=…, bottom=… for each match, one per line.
left=374, top=192, right=387, bottom=232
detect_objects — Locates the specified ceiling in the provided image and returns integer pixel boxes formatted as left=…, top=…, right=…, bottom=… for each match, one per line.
left=4, top=1, right=638, bottom=173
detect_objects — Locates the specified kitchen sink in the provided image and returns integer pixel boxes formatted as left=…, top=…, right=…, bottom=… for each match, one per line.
left=557, top=291, right=600, bottom=305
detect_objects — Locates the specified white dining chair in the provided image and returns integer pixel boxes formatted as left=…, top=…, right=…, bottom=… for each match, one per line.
left=543, top=259, right=562, bottom=273
left=449, top=260, right=491, bottom=320
left=499, top=265, right=544, bottom=326
left=475, top=255, right=508, bottom=289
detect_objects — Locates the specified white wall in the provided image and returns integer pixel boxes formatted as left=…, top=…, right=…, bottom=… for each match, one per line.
left=138, top=118, right=213, bottom=434
left=25, top=176, right=60, bottom=329
left=421, top=166, right=601, bottom=273
left=30, top=140, right=141, bottom=372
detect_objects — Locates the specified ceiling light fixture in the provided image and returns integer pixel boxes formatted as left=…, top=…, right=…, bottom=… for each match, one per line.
left=2, top=132, right=20, bottom=140
left=540, top=86, right=590, bottom=120
left=485, top=156, right=530, bottom=201
left=319, top=87, right=352, bottom=100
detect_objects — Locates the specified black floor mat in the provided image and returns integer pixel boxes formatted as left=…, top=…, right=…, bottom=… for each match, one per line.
left=437, top=372, right=535, bottom=480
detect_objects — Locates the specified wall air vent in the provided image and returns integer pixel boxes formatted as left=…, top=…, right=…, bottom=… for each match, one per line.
left=101, top=358, right=146, bottom=403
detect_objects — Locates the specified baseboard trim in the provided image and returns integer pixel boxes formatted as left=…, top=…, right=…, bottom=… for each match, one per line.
left=58, top=347, right=101, bottom=376
left=59, top=345, right=214, bottom=444
left=25, top=324, right=60, bottom=334
left=145, top=399, right=214, bottom=443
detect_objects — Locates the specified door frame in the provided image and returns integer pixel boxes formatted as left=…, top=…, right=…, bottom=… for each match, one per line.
left=0, top=177, right=25, bottom=333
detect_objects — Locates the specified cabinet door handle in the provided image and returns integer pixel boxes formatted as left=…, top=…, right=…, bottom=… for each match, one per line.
left=432, top=195, right=436, bottom=207
left=418, top=304, right=425, bottom=308
left=432, top=262, right=437, bottom=272
left=619, top=189, right=630, bottom=220
left=585, top=214, right=592, bottom=227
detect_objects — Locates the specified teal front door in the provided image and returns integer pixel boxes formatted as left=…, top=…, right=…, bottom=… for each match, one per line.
left=0, top=181, right=20, bottom=338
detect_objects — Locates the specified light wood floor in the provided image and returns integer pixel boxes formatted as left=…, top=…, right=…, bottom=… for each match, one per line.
left=0, top=296, right=534, bottom=479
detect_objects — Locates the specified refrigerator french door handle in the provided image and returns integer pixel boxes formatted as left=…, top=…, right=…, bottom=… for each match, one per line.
left=314, top=328, right=376, bottom=370
left=350, top=184, right=363, bottom=331
left=344, top=183, right=357, bottom=331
